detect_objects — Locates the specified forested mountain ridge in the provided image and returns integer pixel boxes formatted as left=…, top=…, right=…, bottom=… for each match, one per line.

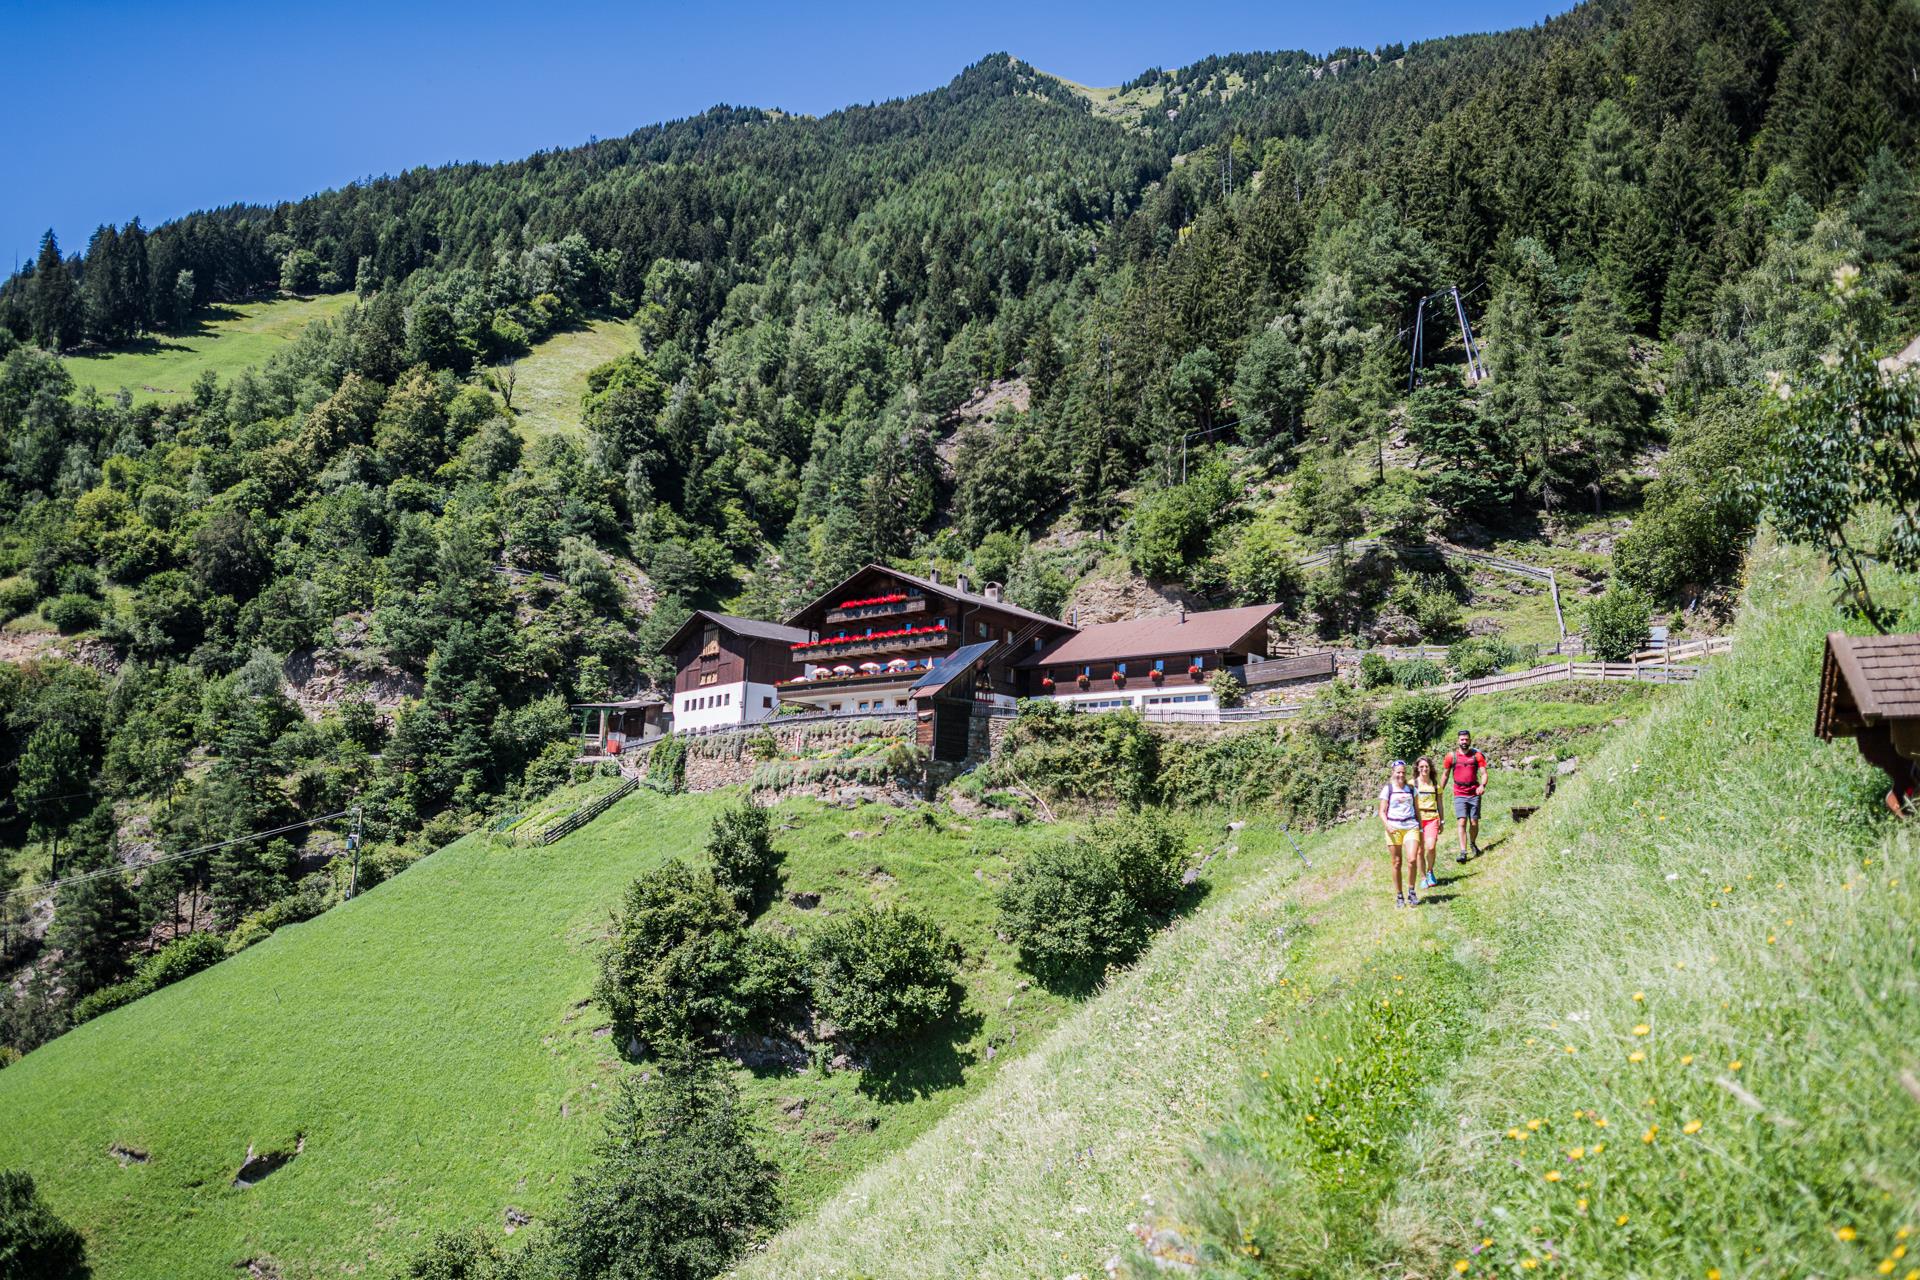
left=2, top=0, right=1918, bottom=1067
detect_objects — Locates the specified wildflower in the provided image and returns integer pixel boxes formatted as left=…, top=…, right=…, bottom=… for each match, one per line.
left=1633, top=1024, right=1650, bottom=1036
left=1544, top=1170, right=1563, bottom=1182
left=1767, top=935, right=1777, bottom=945
left=1629, top=1051, right=1646, bottom=1063
left=1576, top=1197, right=1588, bottom=1212
left=1592, top=1116, right=1608, bottom=1128
left=1616, top=1214, right=1630, bottom=1226
left=1837, top=1226, right=1858, bottom=1242
left=1591, top=1142, right=1605, bottom=1154
left=1900, top=1228, right=1912, bottom=1240
left=1565, top=1045, right=1578, bottom=1055
left=1707, top=1271, right=1722, bottom=1280
left=1454, top=1261, right=1470, bottom=1274
left=1643, top=1125, right=1658, bottom=1143
left=1683, top=1119, right=1703, bottom=1135
left=1527, top=1118, right=1543, bottom=1131
left=1523, top=1260, right=1539, bottom=1271
left=1729, top=1060, right=1743, bottom=1071
left=1567, top=1146, right=1584, bottom=1160
left=1632, top=991, right=1644, bottom=1003
left=1879, top=1262, right=1895, bottom=1276
left=1680, top=1054, right=1694, bottom=1065
left=1508, top=1128, right=1523, bottom=1140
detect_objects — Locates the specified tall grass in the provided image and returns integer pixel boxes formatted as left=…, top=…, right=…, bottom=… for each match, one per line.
left=1129, top=539, right=1920, bottom=1277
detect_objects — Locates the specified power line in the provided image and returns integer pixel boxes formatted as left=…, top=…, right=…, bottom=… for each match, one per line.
left=3, top=810, right=355, bottom=902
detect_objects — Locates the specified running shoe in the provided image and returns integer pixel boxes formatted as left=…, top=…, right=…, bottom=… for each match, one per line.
left=1426, top=871, right=1438, bottom=888
left=1456, top=851, right=1469, bottom=864
left=1407, top=888, right=1419, bottom=905
left=1395, top=893, right=1406, bottom=908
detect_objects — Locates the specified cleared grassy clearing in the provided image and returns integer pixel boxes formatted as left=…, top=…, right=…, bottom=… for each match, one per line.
left=506, top=315, right=636, bottom=444
left=61, top=293, right=356, bottom=401
left=1131, top=538, right=1920, bottom=1277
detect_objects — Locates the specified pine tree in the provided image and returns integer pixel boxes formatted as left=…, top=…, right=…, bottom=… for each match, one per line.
left=28, top=230, right=79, bottom=351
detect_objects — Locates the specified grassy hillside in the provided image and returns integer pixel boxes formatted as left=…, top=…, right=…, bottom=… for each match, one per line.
left=507, top=314, right=638, bottom=444
left=60, top=293, right=356, bottom=401
left=0, top=788, right=1113, bottom=1278
left=739, top=541, right=1917, bottom=1279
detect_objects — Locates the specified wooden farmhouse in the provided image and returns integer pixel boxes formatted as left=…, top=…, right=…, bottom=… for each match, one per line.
left=664, top=610, right=813, bottom=731
left=775, top=565, right=1073, bottom=715
left=1815, top=631, right=1920, bottom=814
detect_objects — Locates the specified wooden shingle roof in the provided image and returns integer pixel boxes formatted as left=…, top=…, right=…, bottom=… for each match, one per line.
left=1816, top=632, right=1920, bottom=739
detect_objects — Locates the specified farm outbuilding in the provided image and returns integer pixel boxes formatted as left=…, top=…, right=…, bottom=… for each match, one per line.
left=1814, top=631, right=1920, bottom=815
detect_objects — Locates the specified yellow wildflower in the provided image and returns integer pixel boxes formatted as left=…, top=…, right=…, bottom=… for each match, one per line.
left=1629, top=1051, right=1646, bottom=1063
left=1593, top=1116, right=1609, bottom=1128
left=1632, top=991, right=1644, bottom=1003
left=1523, top=1260, right=1539, bottom=1271
left=1616, top=1214, right=1630, bottom=1226
left=1544, top=1170, right=1562, bottom=1182
left=1633, top=1024, right=1651, bottom=1036
left=1567, top=1146, right=1584, bottom=1160
left=1680, top=1054, right=1695, bottom=1065
left=1527, top=1118, right=1542, bottom=1131
left=1729, top=1060, right=1743, bottom=1071
left=1454, top=1261, right=1470, bottom=1274
left=1643, top=1125, right=1659, bottom=1143
left=1683, top=1119, right=1703, bottom=1134
left=1837, top=1226, right=1858, bottom=1242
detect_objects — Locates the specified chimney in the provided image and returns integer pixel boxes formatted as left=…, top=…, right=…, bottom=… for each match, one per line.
left=956, top=573, right=971, bottom=596
left=1178, top=606, right=1186, bottom=623
left=983, top=581, right=1003, bottom=603
left=927, top=567, right=941, bottom=585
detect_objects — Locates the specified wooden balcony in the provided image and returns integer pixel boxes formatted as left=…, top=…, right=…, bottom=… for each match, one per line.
left=823, top=597, right=927, bottom=626
left=794, top=629, right=948, bottom=662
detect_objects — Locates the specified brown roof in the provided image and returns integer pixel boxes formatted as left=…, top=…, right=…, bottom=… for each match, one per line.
left=1020, top=604, right=1282, bottom=668
left=787, top=563, right=1065, bottom=630
left=663, top=610, right=812, bottom=654
left=1819, top=632, right=1920, bottom=737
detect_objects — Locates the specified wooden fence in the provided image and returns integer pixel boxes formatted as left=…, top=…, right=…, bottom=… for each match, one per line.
left=536, top=777, right=637, bottom=845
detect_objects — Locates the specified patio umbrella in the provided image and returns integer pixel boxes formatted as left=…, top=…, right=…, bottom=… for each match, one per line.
left=859, top=661, right=883, bottom=673
left=833, top=664, right=856, bottom=676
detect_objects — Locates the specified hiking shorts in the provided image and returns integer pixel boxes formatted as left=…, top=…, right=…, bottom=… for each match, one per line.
left=1454, top=794, right=1481, bottom=819
left=1421, top=818, right=1443, bottom=840
left=1386, top=825, right=1419, bottom=850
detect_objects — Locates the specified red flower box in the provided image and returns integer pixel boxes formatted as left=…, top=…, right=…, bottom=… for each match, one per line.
left=1112, top=674, right=1127, bottom=689
left=790, top=621, right=946, bottom=651
left=836, top=592, right=909, bottom=609
left=1187, top=665, right=1204, bottom=679
left=1075, top=674, right=1091, bottom=690
left=1150, top=669, right=1165, bottom=684
left=1040, top=676, right=1055, bottom=691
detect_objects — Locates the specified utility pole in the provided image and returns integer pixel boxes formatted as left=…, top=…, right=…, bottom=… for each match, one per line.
left=346, top=806, right=363, bottom=900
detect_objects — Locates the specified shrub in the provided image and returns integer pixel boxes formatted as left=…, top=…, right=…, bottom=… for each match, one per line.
left=1391, top=657, right=1446, bottom=688
left=0, top=1168, right=88, bottom=1279
left=1389, top=572, right=1463, bottom=641
left=806, top=906, right=961, bottom=1043
left=0, top=579, right=37, bottom=622
left=645, top=733, right=687, bottom=793
left=997, top=815, right=1187, bottom=984
left=707, top=798, right=778, bottom=914
left=396, top=1230, right=508, bottom=1280
left=73, top=932, right=228, bottom=1024
left=1357, top=651, right=1393, bottom=688
left=1447, top=636, right=1518, bottom=680
left=1377, top=692, right=1451, bottom=763
left=746, top=730, right=780, bottom=762
left=994, top=701, right=1158, bottom=809
left=1207, top=669, right=1246, bottom=708
left=594, top=862, right=790, bottom=1049
left=547, top=1045, right=781, bottom=1280
left=42, top=593, right=100, bottom=634
left=1583, top=582, right=1653, bottom=661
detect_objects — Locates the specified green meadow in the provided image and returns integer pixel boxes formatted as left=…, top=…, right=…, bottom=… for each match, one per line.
left=61, top=293, right=357, bottom=401
left=505, top=314, right=637, bottom=444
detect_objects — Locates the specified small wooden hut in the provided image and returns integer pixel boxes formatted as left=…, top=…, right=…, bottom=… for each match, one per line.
left=1815, top=632, right=1920, bottom=815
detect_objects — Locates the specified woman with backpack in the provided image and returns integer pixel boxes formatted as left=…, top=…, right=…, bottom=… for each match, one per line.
left=1378, top=759, right=1422, bottom=907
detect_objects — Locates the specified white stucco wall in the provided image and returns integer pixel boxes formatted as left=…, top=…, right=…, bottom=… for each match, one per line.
left=672, top=681, right=783, bottom=731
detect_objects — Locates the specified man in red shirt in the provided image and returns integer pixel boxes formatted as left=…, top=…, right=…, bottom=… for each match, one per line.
left=1443, top=729, right=1488, bottom=863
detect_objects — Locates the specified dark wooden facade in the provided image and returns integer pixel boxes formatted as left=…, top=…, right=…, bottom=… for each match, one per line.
left=781, top=566, right=1072, bottom=704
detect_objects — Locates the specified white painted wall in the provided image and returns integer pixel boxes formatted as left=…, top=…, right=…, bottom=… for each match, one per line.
left=672, top=681, right=783, bottom=731
left=1040, top=687, right=1216, bottom=713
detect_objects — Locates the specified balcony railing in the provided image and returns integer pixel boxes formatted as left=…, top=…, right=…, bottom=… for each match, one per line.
left=823, top=597, right=926, bottom=626
left=793, top=629, right=947, bottom=661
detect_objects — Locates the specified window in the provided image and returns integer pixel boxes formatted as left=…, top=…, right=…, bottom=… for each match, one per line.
left=978, top=621, right=989, bottom=638
left=1116, top=662, right=1127, bottom=675
left=698, top=671, right=717, bottom=686
left=895, top=698, right=909, bottom=708
left=1154, top=659, right=1164, bottom=671
left=723, top=692, right=731, bottom=706
left=1032, top=637, right=1043, bottom=651
left=762, top=696, right=773, bottom=708
left=700, top=624, right=720, bottom=657
left=829, top=703, right=843, bottom=713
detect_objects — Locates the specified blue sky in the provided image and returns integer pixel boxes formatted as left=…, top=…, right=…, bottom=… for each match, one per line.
left=6, top=0, right=1570, bottom=268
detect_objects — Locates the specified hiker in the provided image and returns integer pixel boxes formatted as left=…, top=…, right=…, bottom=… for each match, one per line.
left=1413, top=756, right=1444, bottom=889
left=1378, top=759, right=1422, bottom=907
left=1443, top=729, right=1488, bottom=863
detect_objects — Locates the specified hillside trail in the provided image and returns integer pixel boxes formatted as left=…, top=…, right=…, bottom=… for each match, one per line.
left=734, top=787, right=1527, bottom=1279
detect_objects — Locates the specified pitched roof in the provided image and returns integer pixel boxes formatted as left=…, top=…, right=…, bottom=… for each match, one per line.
left=1819, top=632, right=1920, bottom=735
left=664, top=610, right=812, bottom=654
left=787, top=563, right=1065, bottom=629
left=1019, top=603, right=1283, bottom=668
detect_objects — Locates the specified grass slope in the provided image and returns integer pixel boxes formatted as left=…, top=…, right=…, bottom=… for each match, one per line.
left=506, top=315, right=636, bottom=444
left=1127, top=537, right=1920, bottom=1277
left=0, top=789, right=1095, bottom=1278
left=61, top=294, right=356, bottom=401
